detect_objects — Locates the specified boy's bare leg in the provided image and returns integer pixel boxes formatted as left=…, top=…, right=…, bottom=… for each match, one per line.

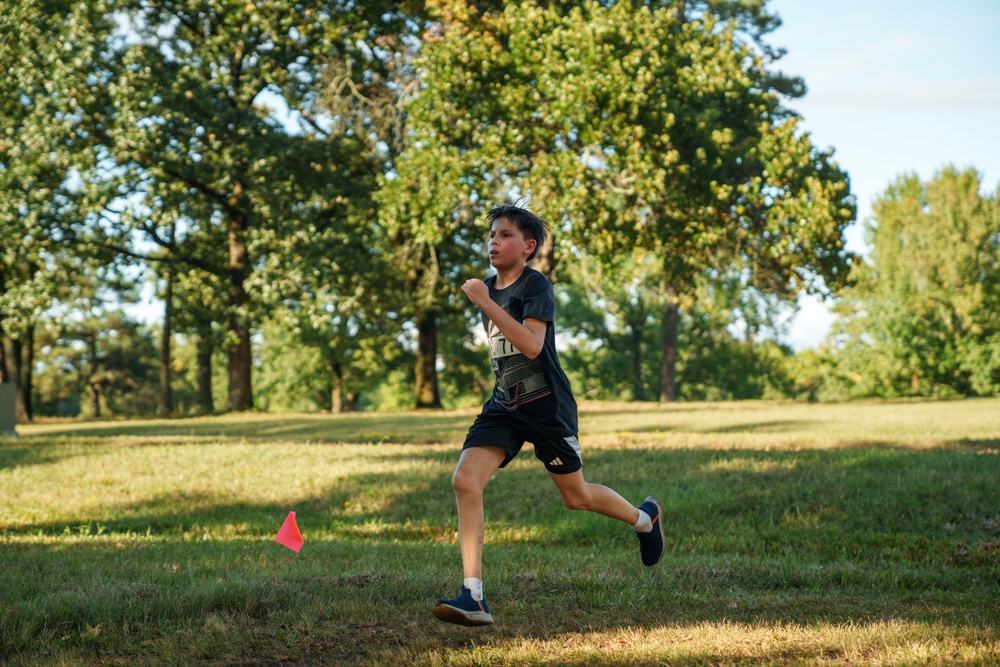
left=548, top=470, right=641, bottom=524
left=452, top=446, right=506, bottom=579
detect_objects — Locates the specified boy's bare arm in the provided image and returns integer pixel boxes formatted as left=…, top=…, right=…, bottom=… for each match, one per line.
left=461, top=279, right=546, bottom=360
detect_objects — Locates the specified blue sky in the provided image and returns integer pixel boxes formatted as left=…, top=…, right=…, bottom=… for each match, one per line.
left=767, top=0, right=1000, bottom=348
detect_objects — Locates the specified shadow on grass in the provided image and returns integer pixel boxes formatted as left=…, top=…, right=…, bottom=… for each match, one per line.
left=0, top=441, right=90, bottom=471
left=6, top=444, right=999, bottom=552
left=17, top=412, right=476, bottom=444
left=595, top=419, right=818, bottom=435
left=700, top=420, right=814, bottom=434
left=2, top=445, right=461, bottom=539
left=3, top=536, right=998, bottom=666
left=2, top=443, right=999, bottom=665
left=949, top=438, right=1000, bottom=450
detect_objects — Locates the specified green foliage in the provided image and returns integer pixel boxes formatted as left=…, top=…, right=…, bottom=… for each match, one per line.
left=557, top=250, right=664, bottom=401
left=361, top=365, right=417, bottom=412
left=88, top=0, right=390, bottom=410
left=34, top=312, right=159, bottom=418
left=775, top=347, right=848, bottom=402
left=398, top=0, right=854, bottom=292
left=677, top=332, right=790, bottom=402
left=377, top=0, right=855, bottom=404
left=255, top=318, right=332, bottom=413
left=255, top=314, right=412, bottom=413
left=0, top=1, right=113, bottom=347
left=558, top=250, right=798, bottom=401
left=837, top=167, right=1000, bottom=397
left=166, top=333, right=226, bottom=415
left=435, top=309, right=494, bottom=409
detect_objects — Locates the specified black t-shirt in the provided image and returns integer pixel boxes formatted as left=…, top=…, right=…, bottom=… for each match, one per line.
left=479, top=267, right=579, bottom=436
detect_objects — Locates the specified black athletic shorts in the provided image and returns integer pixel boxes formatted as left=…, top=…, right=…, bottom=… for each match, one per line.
left=462, top=412, right=583, bottom=475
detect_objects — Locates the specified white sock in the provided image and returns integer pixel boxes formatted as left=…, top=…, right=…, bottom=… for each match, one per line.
left=632, top=508, right=653, bottom=534
left=464, top=577, right=484, bottom=601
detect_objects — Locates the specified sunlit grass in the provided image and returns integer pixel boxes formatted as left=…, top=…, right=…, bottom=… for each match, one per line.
left=404, top=620, right=998, bottom=666
left=2, top=399, right=999, bottom=665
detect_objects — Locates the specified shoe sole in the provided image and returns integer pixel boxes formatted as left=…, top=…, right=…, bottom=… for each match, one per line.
left=432, top=603, right=494, bottom=627
left=643, top=496, right=666, bottom=566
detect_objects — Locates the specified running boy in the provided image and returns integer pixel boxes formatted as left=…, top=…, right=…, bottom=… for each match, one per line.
left=432, top=204, right=665, bottom=627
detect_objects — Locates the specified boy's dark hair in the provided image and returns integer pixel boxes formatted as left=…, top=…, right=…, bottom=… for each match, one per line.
left=486, top=203, right=551, bottom=262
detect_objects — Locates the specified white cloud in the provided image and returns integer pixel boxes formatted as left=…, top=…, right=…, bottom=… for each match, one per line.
left=806, top=78, right=1000, bottom=111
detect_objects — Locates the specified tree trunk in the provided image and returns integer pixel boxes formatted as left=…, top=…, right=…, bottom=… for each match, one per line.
left=330, top=362, right=344, bottom=414
left=21, top=325, right=33, bottom=422
left=414, top=307, right=442, bottom=409
left=195, top=323, right=214, bottom=414
left=0, top=275, right=8, bottom=384
left=89, top=382, right=101, bottom=419
left=630, top=320, right=645, bottom=401
left=86, top=333, right=100, bottom=418
left=10, top=332, right=33, bottom=422
left=0, top=330, right=9, bottom=383
left=159, top=271, right=173, bottom=417
left=532, top=233, right=557, bottom=283
left=11, top=337, right=23, bottom=419
left=226, top=317, right=253, bottom=412
left=658, top=291, right=680, bottom=402
left=226, top=206, right=253, bottom=411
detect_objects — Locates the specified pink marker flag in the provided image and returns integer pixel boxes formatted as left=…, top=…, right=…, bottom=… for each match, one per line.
left=274, top=511, right=304, bottom=552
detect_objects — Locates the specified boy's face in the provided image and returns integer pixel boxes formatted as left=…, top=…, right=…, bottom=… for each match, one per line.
left=488, top=217, right=536, bottom=271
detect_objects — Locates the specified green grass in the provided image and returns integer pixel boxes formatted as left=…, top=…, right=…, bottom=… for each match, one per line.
left=2, top=399, right=999, bottom=666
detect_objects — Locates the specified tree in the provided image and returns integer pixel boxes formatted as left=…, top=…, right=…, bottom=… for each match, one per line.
left=92, top=1, right=382, bottom=411
left=33, top=262, right=157, bottom=418
left=0, top=1, right=114, bottom=421
left=330, top=2, right=484, bottom=409
left=169, top=261, right=228, bottom=414
left=558, top=249, right=664, bottom=401
left=35, top=312, right=161, bottom=418
left=837, top=167, right=1000, bottom=397
left=376, top=151, right=491, bottom=408
left=270, top=249, right=405, bottom=413
left=559, top=247, right=797, bottom=401
left=383, top=0, right=855, bottom=403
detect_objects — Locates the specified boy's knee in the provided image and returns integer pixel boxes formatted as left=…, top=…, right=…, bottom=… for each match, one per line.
left=561, top=492, right=591, bottom=511
left=451, top=468, right=481, bottom=496
left=450, top=469, right=465, bottom=494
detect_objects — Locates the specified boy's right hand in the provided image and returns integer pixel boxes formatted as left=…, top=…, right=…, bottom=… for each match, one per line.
left=461, top=279, right=490, bottom=308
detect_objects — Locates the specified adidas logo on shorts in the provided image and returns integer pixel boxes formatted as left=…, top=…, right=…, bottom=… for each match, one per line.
left=549, top=457, right=563, bottom=466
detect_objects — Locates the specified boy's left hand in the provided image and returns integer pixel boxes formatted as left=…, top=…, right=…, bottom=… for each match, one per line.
left=461, top=279, right=490, bottom=307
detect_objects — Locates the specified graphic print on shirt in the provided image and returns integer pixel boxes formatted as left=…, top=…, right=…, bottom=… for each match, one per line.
left=486, top=298, right=550, bottom=410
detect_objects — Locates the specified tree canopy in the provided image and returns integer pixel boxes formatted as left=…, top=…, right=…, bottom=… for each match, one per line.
left=91, top=0, right=385, bottom=410
left=837, top=167, right=1000, bottom=397
left=381, top=0, right=855, bottom=401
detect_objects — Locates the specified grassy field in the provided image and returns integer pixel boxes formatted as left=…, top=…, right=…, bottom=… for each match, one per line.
left=1, top=399, right=999, bottom=666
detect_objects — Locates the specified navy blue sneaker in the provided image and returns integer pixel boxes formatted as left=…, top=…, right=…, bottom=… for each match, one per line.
left=432, top=586, right=493, bottom=626
left=637, top=496, right=666, bottom=566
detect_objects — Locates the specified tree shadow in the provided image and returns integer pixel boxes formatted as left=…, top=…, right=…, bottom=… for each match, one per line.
left=948, top=438, right=1000, bottom=450
left=17, top=412, right=476, bottom=444
left=700, top=420, right=813, bottom=434
left=3, top=443, right=999, bottom=665
left=7, top=442, right=999, bottom=554
left=0, top=440, right=90, bottom=471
